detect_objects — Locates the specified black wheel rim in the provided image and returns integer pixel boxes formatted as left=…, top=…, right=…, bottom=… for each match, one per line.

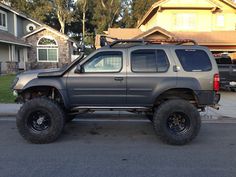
left=167, top=112, right=190, bottom=134
left=27, top=110, right=51, bottom=132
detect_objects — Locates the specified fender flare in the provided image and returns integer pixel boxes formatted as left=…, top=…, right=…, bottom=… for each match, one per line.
left=22, top=78, right=70, bottom=109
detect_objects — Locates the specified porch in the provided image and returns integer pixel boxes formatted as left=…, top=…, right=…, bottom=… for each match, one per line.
left=0, top=42, right=28, bottom=74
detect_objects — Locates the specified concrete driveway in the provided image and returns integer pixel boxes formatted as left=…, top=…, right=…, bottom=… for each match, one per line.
left=202, top=91, right=236, bottom=119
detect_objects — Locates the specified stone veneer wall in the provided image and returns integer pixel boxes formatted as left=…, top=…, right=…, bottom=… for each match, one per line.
left=25, top=29, right=71, bottom=70
left=5, top=62, right=19, bottom=74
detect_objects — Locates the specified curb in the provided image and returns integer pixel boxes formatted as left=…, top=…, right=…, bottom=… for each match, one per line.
left=0, top=112, right=236, bottom=121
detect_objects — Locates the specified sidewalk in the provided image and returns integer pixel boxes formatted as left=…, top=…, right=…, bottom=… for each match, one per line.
left=0, top=103, right=235, bottom=120
left=0, top=104, right=22, bottom=117
left=0, top=91, right=235, bottom=119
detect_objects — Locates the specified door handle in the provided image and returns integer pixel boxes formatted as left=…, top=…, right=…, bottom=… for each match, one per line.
left=114, top=77, right=124, bottom=81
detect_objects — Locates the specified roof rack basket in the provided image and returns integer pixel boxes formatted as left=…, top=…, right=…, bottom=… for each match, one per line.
left=108, top=39, right=198, bottom=48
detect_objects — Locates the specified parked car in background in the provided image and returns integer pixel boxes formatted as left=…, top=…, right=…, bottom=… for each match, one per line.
left=215, top=54, right=236, bottom=91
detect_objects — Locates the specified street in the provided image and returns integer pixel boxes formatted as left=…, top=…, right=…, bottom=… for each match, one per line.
left=0, top=118, right=236, bottom=177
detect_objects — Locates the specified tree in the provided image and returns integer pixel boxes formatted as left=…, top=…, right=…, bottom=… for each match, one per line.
left=92, top=0, right=123, bottom=33
left=118, top=0, right=136, bottom=28
left=5, top=0, right=52, bottom=22
left=77, top=0, right=88, bottom=39
left=53, top=0, right=75, bottom=34
left=132, top=0, right=156, bottom=26
left=118, top=0, right=157, bottom=28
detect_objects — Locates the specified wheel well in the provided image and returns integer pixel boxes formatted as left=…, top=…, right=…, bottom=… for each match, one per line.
left=154, top=88, right=198, bottom=107
left=20, top=86, right=65, bottom=107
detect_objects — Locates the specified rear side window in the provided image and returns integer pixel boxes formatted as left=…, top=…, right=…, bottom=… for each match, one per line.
left=175, top=49, right=212, bottom=72
left=131, top=49, right=169, bottom=73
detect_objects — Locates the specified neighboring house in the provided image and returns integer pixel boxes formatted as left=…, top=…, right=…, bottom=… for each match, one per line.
left=0, top=2, right=78, bottom=74
left=97, top=0, right=236, bottom=59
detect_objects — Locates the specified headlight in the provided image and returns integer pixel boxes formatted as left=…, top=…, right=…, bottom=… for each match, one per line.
left=13, top=90, right=18, bottom=96
left=11, top=77, right=19, bottom=89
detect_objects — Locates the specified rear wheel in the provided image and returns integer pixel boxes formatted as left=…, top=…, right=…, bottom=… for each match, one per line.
left=153, top=99, right=201, bottom=145
left=16, top=98, right=65, bottom=144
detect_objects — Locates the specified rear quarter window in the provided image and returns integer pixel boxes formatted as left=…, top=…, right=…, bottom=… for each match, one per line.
left=175, top=49, right=212, bottom=72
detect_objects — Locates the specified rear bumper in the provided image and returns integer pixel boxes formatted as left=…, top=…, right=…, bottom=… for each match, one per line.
left=194, top=90, right=220, bottom=107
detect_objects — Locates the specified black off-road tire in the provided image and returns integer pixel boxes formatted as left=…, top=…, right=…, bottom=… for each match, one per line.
left=16, top=98, right=65, bottom=144
left=153, top=99, right=201, bottom=145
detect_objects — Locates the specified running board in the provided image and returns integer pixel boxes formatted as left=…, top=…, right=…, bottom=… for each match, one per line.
left=71, top=106, right=151, bottom=112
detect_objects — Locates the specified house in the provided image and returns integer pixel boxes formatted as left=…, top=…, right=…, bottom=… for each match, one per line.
left=97, top=0, right=236, bottom=59
left=0, top=2, right=78, bottom=74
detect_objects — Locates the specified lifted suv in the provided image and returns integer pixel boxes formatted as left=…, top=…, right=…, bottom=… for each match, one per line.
left=12, top=39, right=220, bottom=145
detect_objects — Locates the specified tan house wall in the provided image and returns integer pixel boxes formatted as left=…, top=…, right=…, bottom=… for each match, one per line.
left=25, top=29, right=71, bottom=70
left=139, top=0, right=236, bottom=32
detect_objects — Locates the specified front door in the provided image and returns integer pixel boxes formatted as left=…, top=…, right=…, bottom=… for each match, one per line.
left=66, top=50, right=126, bottom=107
left=17, top=47, right=25, bottom=70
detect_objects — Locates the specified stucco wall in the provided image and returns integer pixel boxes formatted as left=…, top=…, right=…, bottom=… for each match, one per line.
left=25, top=29, right=71, bottom=70
left=140, top=0, right=236, bottom=32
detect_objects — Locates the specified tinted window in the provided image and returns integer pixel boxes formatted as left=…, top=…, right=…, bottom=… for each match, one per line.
left=131, top=50, right=156, bottom=72
left=175, top=49, right=212, bottom=72
left=215, top=57, right=232, bottom=64
left=83, top=52, right=122, bottom=73
left=156, top=50, right=169, bottom=72
left=131, top=50, right=169, bottom=72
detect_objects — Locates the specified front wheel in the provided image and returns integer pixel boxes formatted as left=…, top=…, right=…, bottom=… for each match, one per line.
left=16, top=98, right=65, bottom=144
left=153, top=99, right=201, bottom=145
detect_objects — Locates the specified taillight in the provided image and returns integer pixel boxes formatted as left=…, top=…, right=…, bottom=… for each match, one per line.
left=213, top=74, right=220, bottom=92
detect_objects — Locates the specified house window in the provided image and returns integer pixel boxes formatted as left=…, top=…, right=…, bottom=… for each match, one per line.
left=37, top=37, right=58, bottom=62
left=0, top=10, right=7, bottom=30
left=175, top=13, right=196, bottom=30
left=216, top=15, right=224, bottom=27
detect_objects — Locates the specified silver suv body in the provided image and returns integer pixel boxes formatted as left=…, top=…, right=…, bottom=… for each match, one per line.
left=12, top=40, right=220, bottom=145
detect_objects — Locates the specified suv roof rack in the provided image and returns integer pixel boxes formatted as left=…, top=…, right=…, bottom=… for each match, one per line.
left=108, top=39, right=198, bottom=48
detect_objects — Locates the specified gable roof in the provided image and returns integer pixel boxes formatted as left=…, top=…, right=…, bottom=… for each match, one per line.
left=134, top=26, right=176, bottom=39
left=0, top=2, right=42, bottom=26
left=220, top=0, right=236, bottom=9
left=104, top=28, right=143, bottom=39
left=0, top=2, right=78, bottom=44
left=100, top=26, right=236, bottom=47
left=137, top=0, right=236, bottom=28
left=23, top=25, right=78, bottom=44
left=172, top=31, right=236, bottom=45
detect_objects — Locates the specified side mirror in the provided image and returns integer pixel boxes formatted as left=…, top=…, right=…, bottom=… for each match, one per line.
left=75, top=64, right=83, bottom=74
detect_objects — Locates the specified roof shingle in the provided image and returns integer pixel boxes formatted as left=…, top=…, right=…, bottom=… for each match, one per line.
left=0, top=30, right=30, bottom=47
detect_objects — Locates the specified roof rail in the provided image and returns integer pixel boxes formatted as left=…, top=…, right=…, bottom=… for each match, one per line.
left=148, top=39, right=198, bottom=45
left=109, top=39, right=146, bottom=47
left=108, top=38, right=198, bottom=48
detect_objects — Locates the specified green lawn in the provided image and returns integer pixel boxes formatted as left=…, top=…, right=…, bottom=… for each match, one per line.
left=0, top=75, right=16, bottom=103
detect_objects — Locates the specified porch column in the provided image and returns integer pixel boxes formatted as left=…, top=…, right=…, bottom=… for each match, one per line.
left=23, top=48, right=28, bottom=62
left=10, top=45, right=16, bottom=61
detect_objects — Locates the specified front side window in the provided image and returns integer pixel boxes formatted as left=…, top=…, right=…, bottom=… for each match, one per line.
left=175, top=49, right=212, bottom=72
left=131, top=49, right=169, bottom=73
left=83, top=52, right=122, bottom=73
left=0, top=10, right=7, bottom=30
left=37, top=37, right=58, bottom=62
